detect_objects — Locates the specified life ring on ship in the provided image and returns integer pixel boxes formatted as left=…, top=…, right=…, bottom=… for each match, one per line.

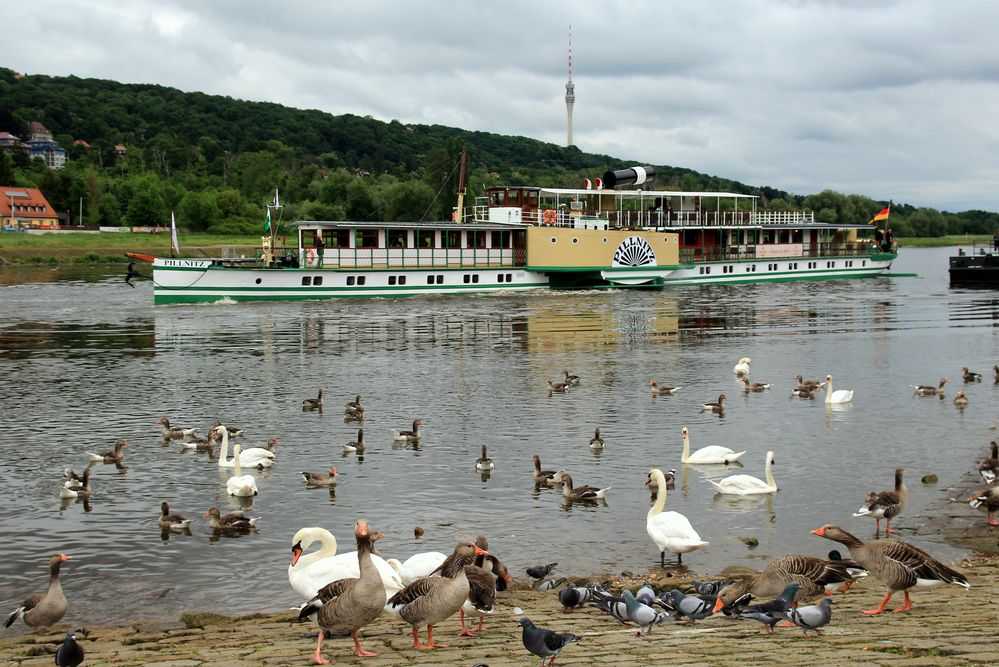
left=306, top=248, right=317, bottom=266
left=542, top=209, right=557, bottom=225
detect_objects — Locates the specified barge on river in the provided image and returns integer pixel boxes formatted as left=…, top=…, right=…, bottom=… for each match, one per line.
left=152, top=168, right=896, bottom=304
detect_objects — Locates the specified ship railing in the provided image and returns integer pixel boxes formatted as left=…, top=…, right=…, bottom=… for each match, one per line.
left=679, top=242, right=882, bottom=263
left=474, top=206, right=819, bottom=229
left=297, top=246, right=527, bottom=269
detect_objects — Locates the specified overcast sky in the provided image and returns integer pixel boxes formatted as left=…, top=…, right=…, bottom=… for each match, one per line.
left=8, top=1, right=999, bottom=211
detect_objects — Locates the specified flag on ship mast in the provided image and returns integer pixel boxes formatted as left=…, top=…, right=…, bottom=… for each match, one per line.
left=264, top=208, right=271, bottom=232
left=869, top=205, right=890, bottom=224
left=170, top=210, right=180, bottom=255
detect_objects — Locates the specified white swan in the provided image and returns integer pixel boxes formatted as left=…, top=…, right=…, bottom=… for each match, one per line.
left=385, top=551, right=448, bottom=586
left=680, top=426, right=746, bottom=464
left=708, top=450, right=777, bottom=495
left=215, top=426, right=274, bottom=468
left=287, top=527, right=403, bottom=601
left=733, top=357, right=751, bottom=374
left=824, top=374, right=854, bottom=404
left=226, top=445, right=258, bottom=497
left=645, top=467, right=708, bottom=564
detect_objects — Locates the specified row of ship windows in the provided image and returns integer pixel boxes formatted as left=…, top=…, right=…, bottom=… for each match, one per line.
left=297, top=273, right=516, bottom=287
left=700, top=260, right=866, bottom=275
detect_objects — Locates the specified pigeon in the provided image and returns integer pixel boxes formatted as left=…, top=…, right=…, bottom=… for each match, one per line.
left=635, top=583, right=656, bottom=606
left=739, top=609, right=785, bottom=634
left=621, top=589, right=674, bottom=635
left=526, top=562, right=558, bottom=580
left=589, top=590, right=630, bottom=623
left=536, top=577, right=568, bottom=592
left=738, top=583, right=800, bottom=634
left=786, top=597, right=833, bottom=637
left=55, top=629, right=84, bottom=667
left=668, top=589, right=715, bottom=626
left=691, top=579, right=734, bottom=597
left=558, top=582, right=600, bottom=613
left=519, top=617, right=580, bottom=667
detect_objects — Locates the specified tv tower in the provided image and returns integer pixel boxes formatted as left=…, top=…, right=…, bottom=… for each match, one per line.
left=565, top=25, right=575, bottom=147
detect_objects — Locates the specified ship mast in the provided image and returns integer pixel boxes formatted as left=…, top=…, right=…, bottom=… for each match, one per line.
left=454, top=148, right=468, bottom=223
left=565, top=25, right=575, bottom=147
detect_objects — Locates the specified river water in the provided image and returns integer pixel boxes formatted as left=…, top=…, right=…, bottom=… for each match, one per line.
left=1, top=246, right=997, bottom=626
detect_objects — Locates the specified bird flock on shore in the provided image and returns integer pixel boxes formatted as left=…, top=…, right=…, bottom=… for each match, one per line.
left=4, top=358, right=998, bottom=666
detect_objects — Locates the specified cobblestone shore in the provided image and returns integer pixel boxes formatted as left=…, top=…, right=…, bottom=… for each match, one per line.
left=2, top=553, right=996, bottom=666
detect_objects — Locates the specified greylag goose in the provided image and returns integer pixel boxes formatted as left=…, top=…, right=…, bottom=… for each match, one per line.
left=700, top=394, right=726, bottom=413
left=646, top=467, right=708, bottom=564
left=467, top=551, right=510, bottom=632
left=55, top=629, right=84, bottom=667
left=85, top=439, right=127, bottom=464
left=519, top=617, right=580, bottom=667
left=853, top=467, right=907, bottom=533
left=740, top=377, right=772, bottom=392
left=912, top=378, right=948, bottom=395
left=954, top=390, right=969, bottom=406
left=59, top=468, right=91, bottom=500
left=649, top=380, right=680, bottom=395
left=994, top=364, right=999, bottom=383
left=733, top=357, right=751, bottom=375
left=980, top=441, right=998, bottom=484
left=562, top=370, right=581, bottom=385
left=298, top=520, right=387, bottom=662
left=204, top=506, right=258, bottom=532
left=557, top=473, right=611, bottom=500
left=303, top=389, right=324, bottom=411
left=344, top=394, right=364, bottom=416
left=391, top=419, right=423, bottom=443
left=794, top=374, right=825, bottom=390
left=968, top=486, right=999, bottom=525
left=156, top=417, right=197, bottom=439
left=588, top=428, right=605, bottom=451
left=475, top=445, right=494, bottom=471
left=680, top=426, right=746, bottom=464
left=181, top=431, right=219, bottom=452
left=712, top=553, right=858, bottom=612
left=532, top=455, right=559, bottom=486
left=4, top=553, right=71, bottom=628
left=343, top=429, right=365, bottom=453
left=211, top=421, right=244, bottom=437
left=158, top=501, right=193, bottom=531
left=546, top=378, right=570, bottom=393
left=962, top=367, right=982, bottom=382
left=811, top=524, right=969, bottom=614
left=301, top=467, right=339, bottom=487
left=790, top=386, right=815, bottom=399
left=387, top=540, right=488, bottom=650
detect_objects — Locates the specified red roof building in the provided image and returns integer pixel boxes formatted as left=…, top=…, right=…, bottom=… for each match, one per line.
left=0, top=186, right=59, bottom=229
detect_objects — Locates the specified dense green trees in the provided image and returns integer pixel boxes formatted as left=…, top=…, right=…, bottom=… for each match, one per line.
left=0, top=66, right=994, bottom=236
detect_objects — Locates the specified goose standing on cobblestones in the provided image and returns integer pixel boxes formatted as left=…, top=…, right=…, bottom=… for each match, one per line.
left=4, top=553, right=71, bottom=628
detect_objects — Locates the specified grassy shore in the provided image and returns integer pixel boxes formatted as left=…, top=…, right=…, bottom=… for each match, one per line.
left=1, top=555, right=995, bottom=666
left=1, top=230, right=993, bottom=265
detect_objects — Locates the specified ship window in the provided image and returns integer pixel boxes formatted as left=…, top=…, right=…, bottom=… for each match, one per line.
left=472, top=274, right=479, bottom=283
left=302, top=276, right=312, bottom=286
left=445, top=230, right=462, bottom=248
left=398, top=276, right=406, bottom=285
left=255, top=278, right=262, bottom=284
left=388, top=229, right=408, bottom=248
left=347, top=276, right=355, bottom=286
left=470, top=231, right=487, bottom=248
left=506, top=273, right=512, bottom=282
left=313, top=276, right=323, bottom=286
left=463, top=274, right=470, bottom=284
left=492, top=191, right=505, bottom=206
left=862, top=260, right=866, bottom=266
left=436, top=274, right=444, bottom=284
left=417, top=230, right=435, bottom=248
left=498, top=274, right=504, bottom=283
left=571, top=237, right=579, bottom=244
left=550, top=237, right=557, bottom=244
left=356, top=229, right=379, bottom=248
left=328, top=229, right=350, bottom=247
left=388, top=275, right=397, bottom=285
left=427, top=275, right=435, bottom=285
left=357, top=276, right=366, bottom=286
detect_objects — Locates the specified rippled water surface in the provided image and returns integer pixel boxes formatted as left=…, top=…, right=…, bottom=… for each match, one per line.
left=1, top=247, right=998, bottom=625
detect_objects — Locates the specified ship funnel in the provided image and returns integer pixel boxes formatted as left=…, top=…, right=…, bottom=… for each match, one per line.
left=602, top=166, right=655, bottom=189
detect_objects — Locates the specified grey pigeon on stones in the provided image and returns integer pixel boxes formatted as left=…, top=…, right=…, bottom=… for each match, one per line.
left=746, top=583, right=800, bottom=615
left=668, top=589, right=715, bottom=626
left=519, top=617, right=580, bottom=666
left=739, top=609, right=785, bottom=634
left=526, top=562, right=558, bottom=580
left=589, top=589, right=630, bottom=623
left=622, top=589, right=674, bottom=635
left=55, top=629, right=85, bottom=667
left=635, top=582, right=656, bottom=606
left=536, top=577, right=568, bottom=592
left=786, top=597, right=833, bottom=637
left=691, top=579, right=733, bottom=596
left=558, top=582, right=599, bottom=612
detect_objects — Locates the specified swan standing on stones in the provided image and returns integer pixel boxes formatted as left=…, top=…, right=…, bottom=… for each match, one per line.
left=708, top=450, right=777, bottom=495
left=226, top=445, right=258, bottom=497
left=733, top=358, right=751, bottom=375
left=215, top=425, right=274, bottom=468
left=385, top=551, right=449, bottom=586
left=645, top=467, right=708, bottom=565
left=680, top=426, right=746, bottom=464
left=824, top=375, right=854, bottom=404
left=288, top=527, right=403, bottom=601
